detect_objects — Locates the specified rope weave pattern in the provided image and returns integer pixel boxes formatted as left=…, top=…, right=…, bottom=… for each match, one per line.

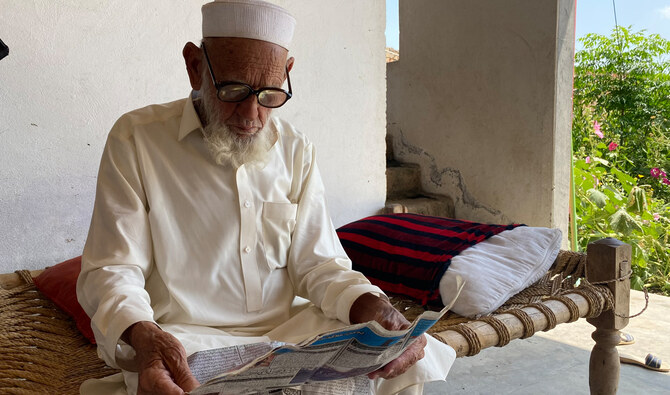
left=505, top=309, right=535, bottom=338
left=571, top=285, right=607, bottom=318
left=0, top=249, right=625, bottom=391
left=529, top=302, right=558, bottom=331
left=0, top=270, right=120, bottom=393
left=585, top=261, right=649, bottom=319
left=547, top=295, right=580, bottom=323
left=550, top=249, right=586, bottom=278
left=450, top=324, right=482, bottom=356
left=394, top=250, right=619, bottom=357
left=479, top=316, right=511, bottom=347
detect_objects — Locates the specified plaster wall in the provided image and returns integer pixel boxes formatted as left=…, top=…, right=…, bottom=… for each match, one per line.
left=0, top=0, right=386, bottom=272
left=387, top=0, right=574, bottom=243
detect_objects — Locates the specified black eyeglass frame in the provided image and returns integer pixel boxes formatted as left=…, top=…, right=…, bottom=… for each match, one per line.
left=201, top=43, right=292, bottom=108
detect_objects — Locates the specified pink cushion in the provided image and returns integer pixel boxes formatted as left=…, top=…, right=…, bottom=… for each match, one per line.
left=33, top=256, right=96, bottom=344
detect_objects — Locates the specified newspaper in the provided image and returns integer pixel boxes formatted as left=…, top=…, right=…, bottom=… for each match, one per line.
left=188, top=307, right=449, bottom=395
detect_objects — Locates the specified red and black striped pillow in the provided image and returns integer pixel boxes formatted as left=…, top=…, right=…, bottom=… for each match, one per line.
left=336, top=213, right=521, bottom=305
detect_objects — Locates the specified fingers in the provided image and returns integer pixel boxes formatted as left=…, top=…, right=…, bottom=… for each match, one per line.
left=379, top=308, right=411, bottom=331
left=368, top=335, right=427, bottom=380
left=137, top=361, right=186, bottom=395
left=351, top=294, right=428, bottom=381
left=129, top=323, right=199, bottom=394
left=163, top=345, right=200, bottom=392
left=138, top=352, right=198, bottom=395
left=350, top=293, right=411, bottom=331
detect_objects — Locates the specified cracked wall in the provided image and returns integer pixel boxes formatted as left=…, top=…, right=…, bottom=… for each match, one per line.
left=391, top=126, right=509, bottom=223
left=388, top=0, right=574, bottom=245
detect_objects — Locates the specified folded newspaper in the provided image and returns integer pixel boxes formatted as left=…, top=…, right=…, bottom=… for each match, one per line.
left=188, top=302, right=455, bottom=395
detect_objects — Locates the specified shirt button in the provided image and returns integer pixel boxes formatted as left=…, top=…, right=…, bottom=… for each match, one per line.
left=244, top=200, right=251, bottom=208
left=244, top=246, right=251, bottom=253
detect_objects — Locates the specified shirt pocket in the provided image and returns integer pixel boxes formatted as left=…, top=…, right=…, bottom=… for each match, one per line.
left=261, top=202, right=298, bottom=270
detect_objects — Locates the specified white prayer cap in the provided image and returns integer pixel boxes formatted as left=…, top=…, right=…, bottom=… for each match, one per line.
left=201, top=0, right=296, bottom=50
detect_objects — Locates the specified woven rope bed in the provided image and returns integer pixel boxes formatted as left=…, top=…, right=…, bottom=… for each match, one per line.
left=0, top=239, right=631, bottom=394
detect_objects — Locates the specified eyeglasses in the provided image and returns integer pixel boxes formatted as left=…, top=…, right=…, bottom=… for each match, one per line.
left=201, top=43, right=292, bottom=108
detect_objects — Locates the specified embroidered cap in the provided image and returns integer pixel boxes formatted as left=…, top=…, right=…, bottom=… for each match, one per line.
left=202, top=0, right=296, bottom=50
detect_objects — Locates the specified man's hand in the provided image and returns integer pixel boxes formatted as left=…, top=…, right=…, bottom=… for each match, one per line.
left=349, top=293, right=427, bottom=380
left=123, top=321, right=200, bottom=395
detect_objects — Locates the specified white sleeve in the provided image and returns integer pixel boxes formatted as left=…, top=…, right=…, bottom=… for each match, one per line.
left=286, top=143, right=383, bottom=324
left=76, top=118, right=156, bottom=367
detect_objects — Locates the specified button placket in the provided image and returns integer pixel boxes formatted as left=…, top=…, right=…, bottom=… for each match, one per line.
left=236, top=167, right=262, bottom=312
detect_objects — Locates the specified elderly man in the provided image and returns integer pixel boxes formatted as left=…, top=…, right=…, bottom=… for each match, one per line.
left=77, top=1, right=455, bottom=394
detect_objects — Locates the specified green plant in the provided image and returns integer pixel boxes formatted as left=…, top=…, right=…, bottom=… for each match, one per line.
left=574, top=27, right=670, bottom=197
left=573, top=152, right=670, bottom=293
left=572, top=27, right=670, bottom=295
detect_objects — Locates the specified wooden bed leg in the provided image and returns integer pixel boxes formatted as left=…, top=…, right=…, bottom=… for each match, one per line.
left=586, top=238, right=631, bottom=395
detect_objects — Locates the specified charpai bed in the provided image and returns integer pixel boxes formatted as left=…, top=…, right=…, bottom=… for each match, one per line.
left=0, top=232, right=631, bottom=394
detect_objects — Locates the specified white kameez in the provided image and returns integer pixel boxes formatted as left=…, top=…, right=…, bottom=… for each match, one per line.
left=77, top=96, right=455, bottom=394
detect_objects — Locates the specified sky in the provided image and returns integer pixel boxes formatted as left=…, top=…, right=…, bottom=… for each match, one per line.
left=385, top=0, right=670, bottom=51
left=386, top=0, right=399, bottom=50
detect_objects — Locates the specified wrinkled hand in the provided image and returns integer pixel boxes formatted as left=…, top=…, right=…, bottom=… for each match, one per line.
left=124, top=321, right=200, bottom=395
left=349, top=293, right=427, bottom=380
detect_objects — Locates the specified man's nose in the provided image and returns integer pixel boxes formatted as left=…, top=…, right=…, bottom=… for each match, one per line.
left=236, top=94, right=260, bottom=120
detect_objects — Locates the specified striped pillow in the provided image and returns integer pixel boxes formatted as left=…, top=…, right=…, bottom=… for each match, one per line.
left=336, top=214, right=521, bottom=305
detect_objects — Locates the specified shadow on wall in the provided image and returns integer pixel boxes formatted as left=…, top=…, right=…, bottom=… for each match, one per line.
left=0, top=38, right=8, bottom=61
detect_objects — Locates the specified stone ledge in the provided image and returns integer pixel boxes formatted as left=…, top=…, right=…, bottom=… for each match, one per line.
left=383, top=194, right=455, bottom=218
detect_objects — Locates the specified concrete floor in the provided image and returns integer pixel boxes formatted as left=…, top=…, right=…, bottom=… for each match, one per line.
left=424, top=290, right=670, bottom=394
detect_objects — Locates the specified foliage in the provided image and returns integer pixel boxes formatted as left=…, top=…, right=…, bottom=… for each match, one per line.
left=573, top=153, right=670, bottom=293
left=572, top=27, right=670, bottom=294
left=573, top=26, right=670, bottom=200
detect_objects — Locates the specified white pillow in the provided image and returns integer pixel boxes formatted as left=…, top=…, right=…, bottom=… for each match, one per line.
left=439, top=226, right=562, bottom=318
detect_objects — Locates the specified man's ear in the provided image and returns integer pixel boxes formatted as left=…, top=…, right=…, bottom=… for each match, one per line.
left=183, top=42, right=204, bottom=90
left=286, top=56, right=295, bottom=73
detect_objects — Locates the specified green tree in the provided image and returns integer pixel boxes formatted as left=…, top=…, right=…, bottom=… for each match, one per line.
left=572, top=27, right=670, bottom=294
left=573, top=26, right=670, bottom=198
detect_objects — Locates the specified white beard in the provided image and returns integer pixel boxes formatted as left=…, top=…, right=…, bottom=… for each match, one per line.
left=199, top=87, right=273, bottom=168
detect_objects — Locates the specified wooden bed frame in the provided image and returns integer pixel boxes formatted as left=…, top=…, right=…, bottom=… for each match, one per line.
left=0, top=238, right=630, bottom=394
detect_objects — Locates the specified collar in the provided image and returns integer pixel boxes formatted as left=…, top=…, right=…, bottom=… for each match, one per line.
left=177, top=92, right=203, bottom=141
left=178, top=93, right=280, bottom=169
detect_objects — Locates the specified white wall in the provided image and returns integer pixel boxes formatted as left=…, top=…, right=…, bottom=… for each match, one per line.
left=387, top=0, right=574, bottom=244
left=0, top=0, right=386, bottom=272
